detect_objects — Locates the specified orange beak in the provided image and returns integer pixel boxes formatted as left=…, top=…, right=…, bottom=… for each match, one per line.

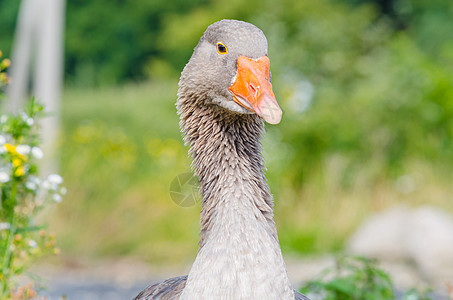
left=229, top=56, right=282, bottom=124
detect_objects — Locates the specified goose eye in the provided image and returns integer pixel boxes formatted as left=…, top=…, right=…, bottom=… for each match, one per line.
left=217, top=42, right=227, bottom=54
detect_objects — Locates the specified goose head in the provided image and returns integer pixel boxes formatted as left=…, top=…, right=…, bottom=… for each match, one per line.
left=178, top=19, right=282, bottom=124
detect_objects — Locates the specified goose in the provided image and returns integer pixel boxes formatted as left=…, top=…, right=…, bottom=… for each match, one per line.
left=134, top=19, right=309, bottom=300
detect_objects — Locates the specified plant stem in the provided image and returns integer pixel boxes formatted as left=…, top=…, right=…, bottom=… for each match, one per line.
left=1, top=180, right=17, bottom=296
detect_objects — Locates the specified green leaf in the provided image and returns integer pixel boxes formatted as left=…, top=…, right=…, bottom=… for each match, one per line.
left=15, top=225, right=46, bottom=234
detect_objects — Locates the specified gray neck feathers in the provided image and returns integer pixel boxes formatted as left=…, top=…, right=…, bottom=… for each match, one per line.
left=177, top=86, right=277, bottom=248
left=177, top=83, right=294, bottom=300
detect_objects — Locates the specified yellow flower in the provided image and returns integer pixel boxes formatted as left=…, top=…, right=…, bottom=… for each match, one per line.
left=0, top=58, right=11, bottom=69
left=4, top=144, right=28, bottom=177
left=12, top=157, right=22, bottom=167
left=14, top=166, right=25, bottom=177
left=5, top=143, right=27, bottom=162
left=4, top=143, right=16, bottom=154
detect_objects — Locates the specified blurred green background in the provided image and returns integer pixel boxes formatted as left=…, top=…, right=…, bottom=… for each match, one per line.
left=1, top=0, right=452, bottom=265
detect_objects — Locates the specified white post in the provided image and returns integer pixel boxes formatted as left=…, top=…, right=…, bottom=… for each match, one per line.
left=4, top=0, right=40, bottom=112
left=34, top=0, right=66, bottom=174
left=5, top=0, right=65, bottom=175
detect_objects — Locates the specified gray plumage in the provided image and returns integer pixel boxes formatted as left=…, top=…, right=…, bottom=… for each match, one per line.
left=134, top=19, right=310, bottom=300
left=134, top=276, right=309, bottom=300
left=134, top=276, right=187, bottom=300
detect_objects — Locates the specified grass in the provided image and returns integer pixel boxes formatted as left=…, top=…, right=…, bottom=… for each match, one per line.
left=45, top=81, right=453, bottom=265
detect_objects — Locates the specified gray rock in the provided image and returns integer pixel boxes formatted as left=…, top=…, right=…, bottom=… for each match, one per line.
left=347, top=205, right=453, bottom=289
left=406, top=206, right=453, bottom=283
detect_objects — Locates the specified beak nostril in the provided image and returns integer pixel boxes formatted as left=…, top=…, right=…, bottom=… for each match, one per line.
left=249, top=84, right=260, bottom=93
left=249, top=84, right=259, bottom=99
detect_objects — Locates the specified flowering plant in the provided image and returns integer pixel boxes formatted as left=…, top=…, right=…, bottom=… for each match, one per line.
left=0, top=50, right=10, bottom=89
left=0, top=54, right=65, bottom=298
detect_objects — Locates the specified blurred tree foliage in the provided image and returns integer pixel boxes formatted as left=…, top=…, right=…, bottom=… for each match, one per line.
left=252, top=0, right=453, bottom=189
left=0, top=0, right=209, bottom=85
left=0, top=0, right=450, bottom=85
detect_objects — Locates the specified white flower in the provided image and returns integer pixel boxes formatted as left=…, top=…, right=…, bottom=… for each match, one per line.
left=29, top=175, right=41, bottom=185
left=16, top=144, right=31, bottom=155
left=18, top=111, right=34, bottom=126
left=20, top=112, right=29, bottom=122
left=28, top=239, right=38, bottom=248
left=0, top=145, right=6, bottom=154
left=26, top=181, right=38, bottom=191
left=0, top=171, right=10, bottom=183
left=0, top=115, right=7, bottom=124
left=31, top=147, right=43, bottom=159
left=0, top=222, right=11, bottom=230
left=0, top=135, right=5, bottom=145
left=60, top=187, right=67, bottom=195
left=42, top=180, right=54, bottom=190
left=47, top=174, right=63, bottom=185
left=52, top=193, right=62, bottom=203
